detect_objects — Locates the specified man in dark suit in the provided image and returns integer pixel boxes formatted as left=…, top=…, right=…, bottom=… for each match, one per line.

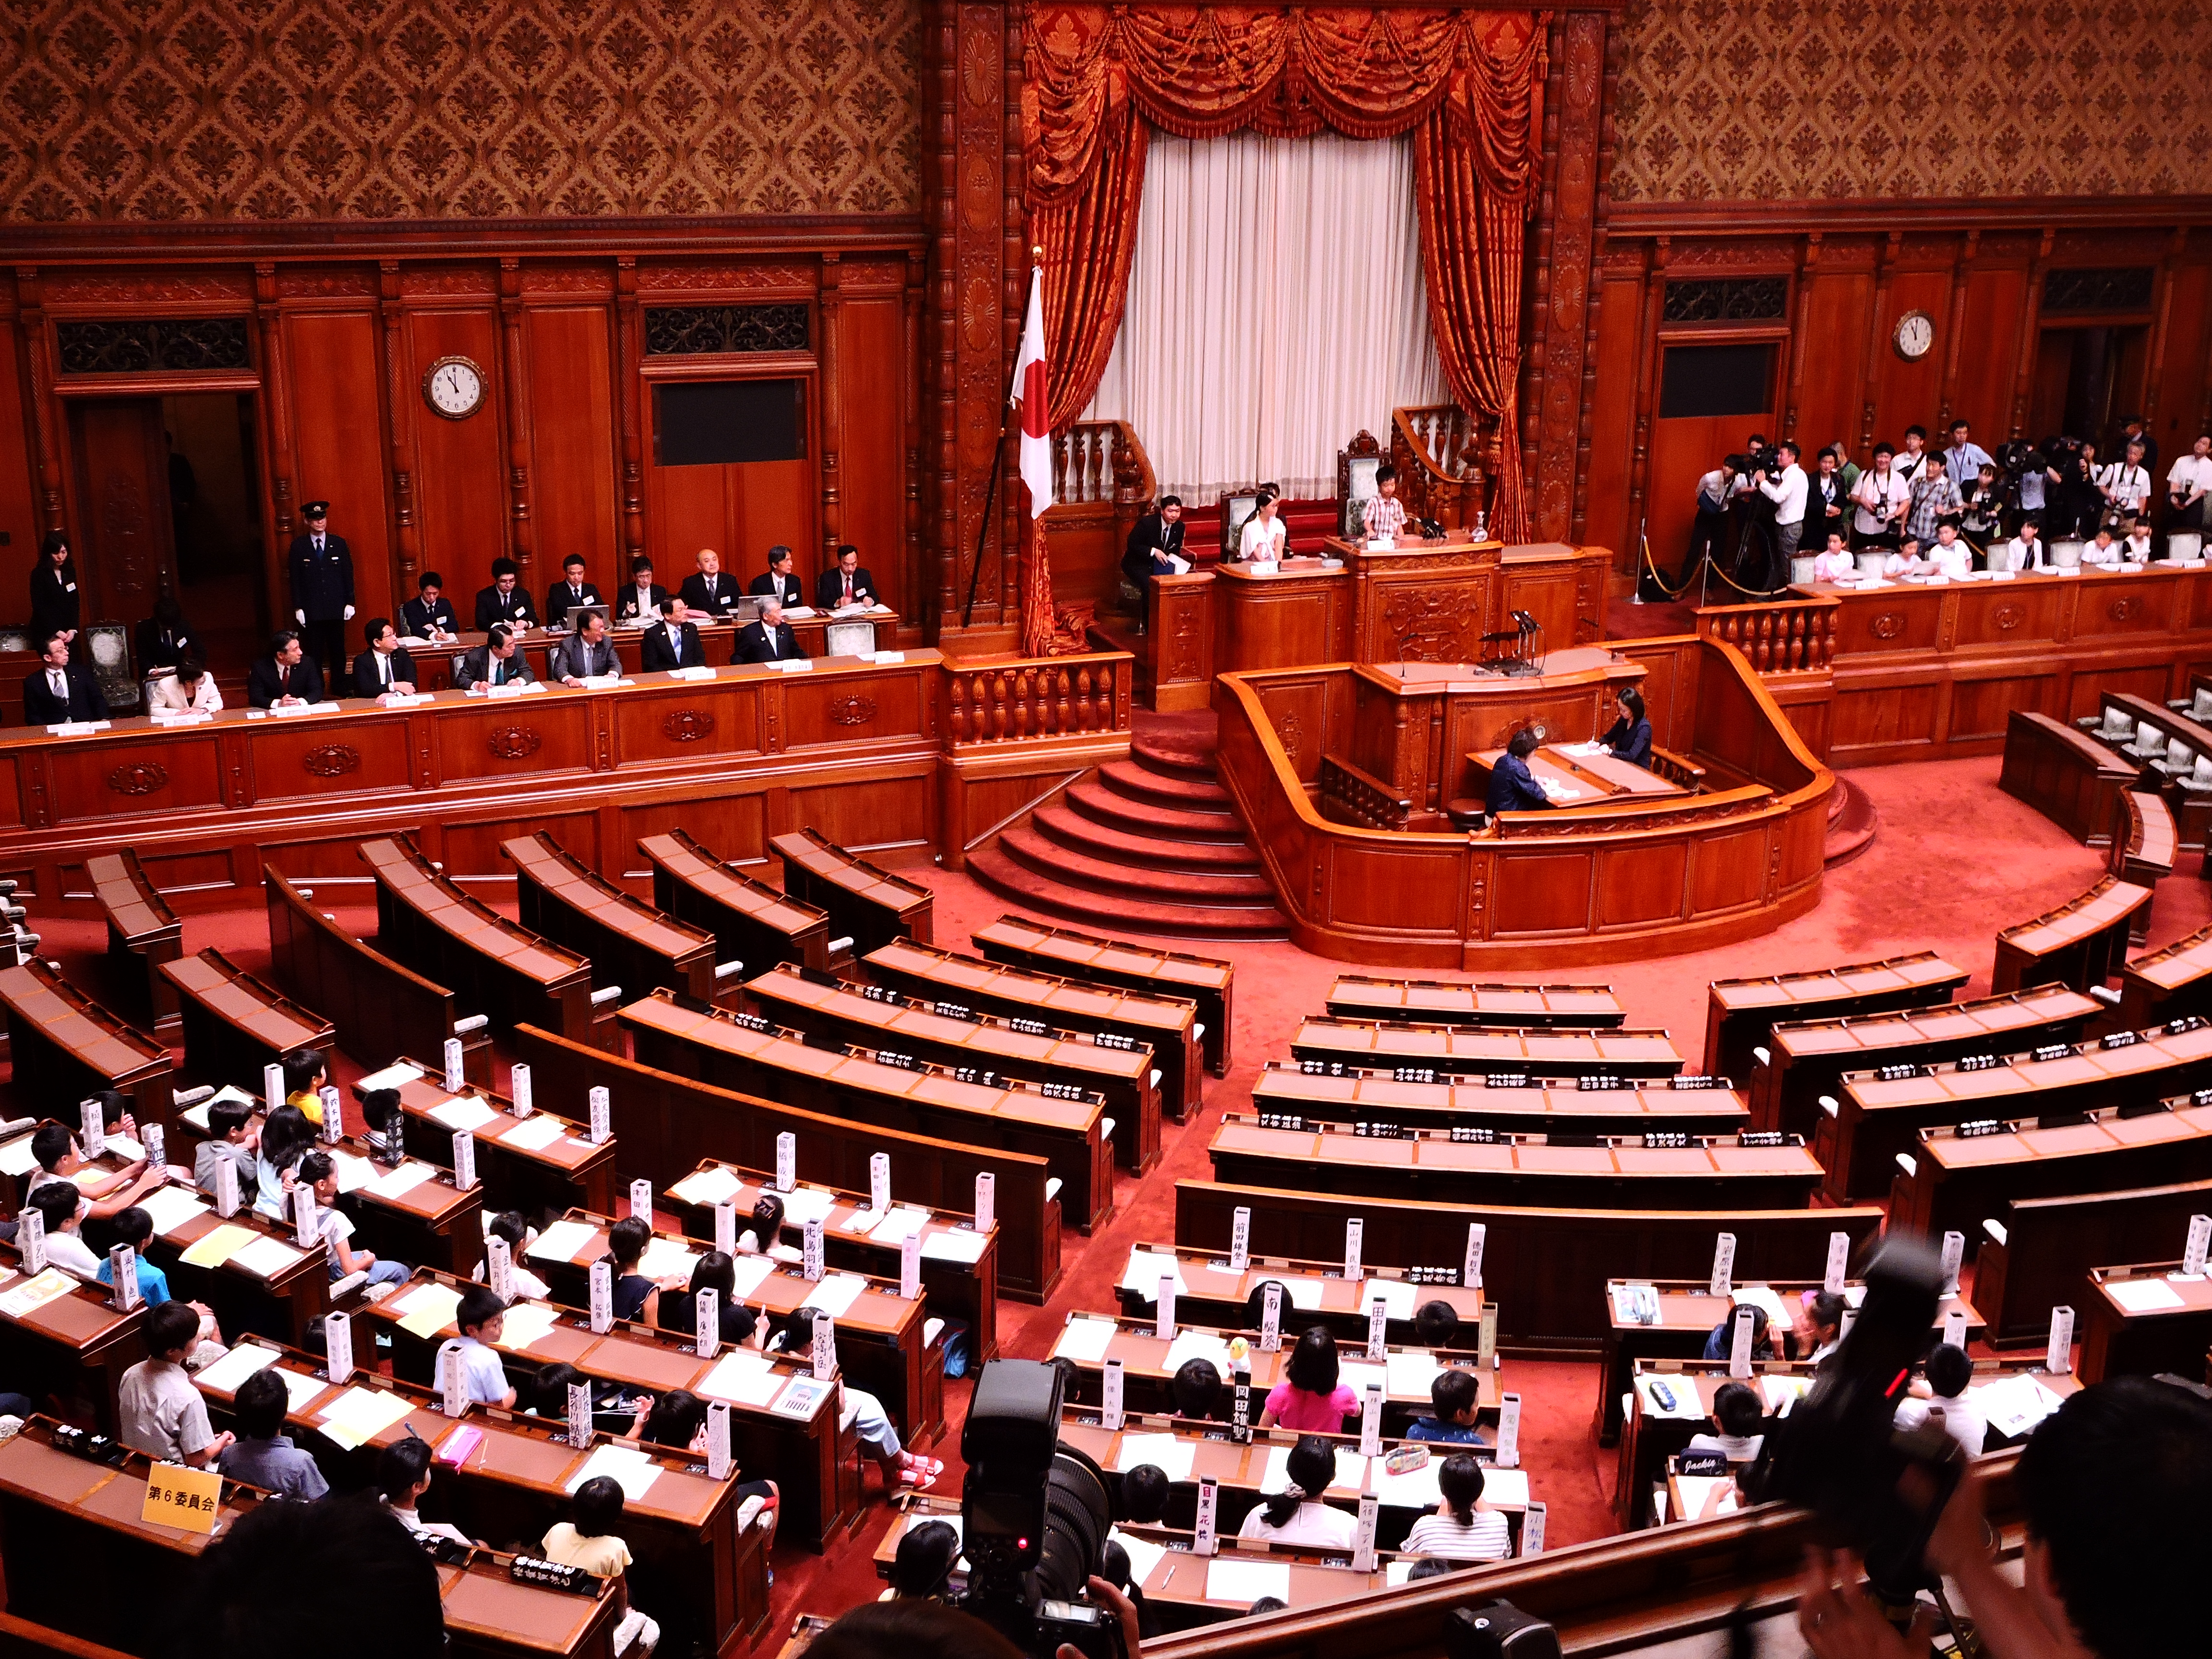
left=286, top=502, right=355, bottom=682
left=552, top=611, right=620, bottom=685
left=456, top=624, right=535, bottom=691
left=614, top=555, right=670, bottom=624
left=678, top=549, right=742, bottom=619
left=748, top=545, right=805, bottom=608
left=350, top=617, right=419, bottom=699
left=1121, top=499, right=1187, bottom=587
left=246, top=631, right=326, bottom=709
left=22, top=632, right=108, bottom=724
left=732, top=598, right=805, bottom=665
left=640, top=598, right=705, bottom=672
left=814, top=543, right=878, bottom=610
left=475, top=558, right=538, bottom=632
left=544, top=554, right=602, bottom=629
left=400, top=571, right=459, bottom=640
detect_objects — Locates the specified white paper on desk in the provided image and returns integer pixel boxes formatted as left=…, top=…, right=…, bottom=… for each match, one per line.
left=1673, top=1474, right=1736, bottom=1520
left=1386, top=1560, right=1417, bottom=1586
left=429, top=1098, right=501, bottom=1133
left=698, top=1349, right=783, bottom=1407
left=565, top=1443, right=662, bottom=1503
left=859, top=1206, right=929, bottom=1245
left=1970, top=1373, right=2065, bottom=1438
left=1370, top=1454, right=1443, bottom=1508
left=1120, top=1250, right=1187, bottom=1298
left=106, top=1135, right=145, bottom=1163
left=1262, top=1442, right=1363, bottom=1495
left=727, top=1254, right=776, bottom=1299
left=778, top=1186, right=836, bottom=1226
left=1278, top=1276, right=1326, bottom=1310
left=2106, top=1277, right=2187, bottom=1313
left=495, top=1303, right=563, bottom=1351
left=1110, top=1528, right=1166, bottom=1587
left=670, top=1167, right=744, bottom=1207
left=274, top=1367, right=328, bottom=1413
left=231, top=1235, right=304, bottom=1277
left=666, top=666, right=717, bottom=681
left=1385, top=1351, right=1444, bottom=1397
left=1114, top=1431, right=1194, bottom=1480
left=496, top=1115, right=565, bottom=1153
left=326, top=1151, right=377, bottom=1195
left=314, top=1386, right=416, bottom=1448
left=1357, top=1279, right=1419, bottom=1320
left=921, top=1230, right=986, bottom=1264
left=1480, top=1467, right=1528, bottom=1507
left=527, top=1219, right=598, bottom=1264
left=1164, top=1330, right=1233, bottom=1376
left=139, top=1184, right=210, bottom=1237
left=1054, top=1317, right=1118, bottom=1365
left=367, top=1162, right=437, bottom=1201
left=1338, top=1359, right=1385, bottom=1400
left=1206, top=1559, right=1289, bottom=1605
left=1762, top=1375, right=1812, bottom=1412
left=1732, top=1286, right=1788, bottom=1323
left=1638, top=1376, right=1708, bottom=1420
left=637, top=1236, right=700, bottom=1283
left=0, top=1137, right=37, bottom=1176
left=396, top=1282, right=464, bottom=1338
left=804, top=1272, right=867, bottom=1319
left=195, top=1343, right=282, bottom=1393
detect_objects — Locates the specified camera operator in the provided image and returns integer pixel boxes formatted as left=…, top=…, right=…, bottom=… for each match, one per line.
left=2100, top=439, right=2153, bottom=528
left=1851, top=444, right=1911, bottom=552
left=2006, top=439, right=2047, bottom=534
left=1679, top=458, right=1737, bottom=586
left=1753, top=440, right=1807, bottom=590
left=804, top=1591, right=1142, bottom=1659
left=1796, top=1376, right=2211, bottom=1659
left=2168, top=433, right=2212, bottom=535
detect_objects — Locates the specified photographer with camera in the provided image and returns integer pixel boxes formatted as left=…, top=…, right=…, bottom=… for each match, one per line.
left=1796, top=1376, right=2211, bottom=1659
left=2169, top=433, right=2212, bottom=536
left=1851, top=445, right=1911, bottom=552
left=1753, top=440, right=1807, bottom=590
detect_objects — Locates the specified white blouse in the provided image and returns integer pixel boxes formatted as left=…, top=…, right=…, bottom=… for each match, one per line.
left=1240, top=514, right=1287, bottom=562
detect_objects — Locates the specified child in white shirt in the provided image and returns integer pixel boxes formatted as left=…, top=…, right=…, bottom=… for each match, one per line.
left=1881, top=535, right=1928, bottom=577
left=1926, top=524, right=1973, bottom=579
left=1808, top=533, right=1856, bottom=584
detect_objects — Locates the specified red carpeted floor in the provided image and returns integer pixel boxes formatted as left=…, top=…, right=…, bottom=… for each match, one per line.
left=19, top=744, right=2205, bottom=1640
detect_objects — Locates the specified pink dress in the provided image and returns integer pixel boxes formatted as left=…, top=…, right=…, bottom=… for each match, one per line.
left=1264, top=1381, right=1358, bottom=1432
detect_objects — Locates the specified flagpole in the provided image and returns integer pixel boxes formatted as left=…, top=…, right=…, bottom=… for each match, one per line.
left=963, top=249, right=1046, bottom=635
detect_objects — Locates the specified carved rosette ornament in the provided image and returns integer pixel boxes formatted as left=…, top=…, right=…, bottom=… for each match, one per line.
left=662, top=709, right=715, bottom=742
left=1869, top=612, right=1907, bottom=640
left=486, top=726, right=542, bottom=759
left=1277, top=710, right=1304, bottom=760
left=302, top=744, right=361, bottom=777
left=826, top=695, right=878, bottom=726
left=2108, top=595, right=2144, bottom=623
left=108, top=761, right=168, bottom=796
left=1993, top=602, right=2026, bottom=632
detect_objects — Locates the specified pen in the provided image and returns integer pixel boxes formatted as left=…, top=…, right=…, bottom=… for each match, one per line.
left=1162, top=1563, right=1176, bottom=1588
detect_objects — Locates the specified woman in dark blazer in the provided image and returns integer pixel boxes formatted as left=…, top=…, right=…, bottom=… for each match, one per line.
left=29, top=531, right=80, bottom=642
left=135, top=593, right=202, bottom=676
left=1485, top=728, right=1555, bottom=816
left=1601, top=687, right=1653, bottom=768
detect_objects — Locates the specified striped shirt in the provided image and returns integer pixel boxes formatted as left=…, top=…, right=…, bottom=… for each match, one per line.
left=1905, top=472, right=1963, bottom=543
left=1362, top=494, right=1408, bottom=540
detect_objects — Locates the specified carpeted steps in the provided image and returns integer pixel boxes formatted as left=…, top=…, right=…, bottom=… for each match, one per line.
left=967, top=731, right=1292, bottom=940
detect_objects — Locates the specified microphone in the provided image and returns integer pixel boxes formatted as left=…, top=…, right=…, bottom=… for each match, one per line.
left=1511, top=610, right=1539, bottom=628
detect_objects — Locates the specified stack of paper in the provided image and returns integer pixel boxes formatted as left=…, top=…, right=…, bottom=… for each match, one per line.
left=637, top=1236, right=700, bottom=1284
left=367, top=1162, right=438, bottom=1201
left=802, top=1273, right=868, bottom=1319
left=1970, top=1373, right=2066, bottom=1439
left=326, top=1151, right=378, bottom=1195
left=1370, top=1453, right=1443, bottom=1508
left=1107, top=1527, right=1161, bottom=1586
left=1638, top=1375, right=1708, bottom=1420
left=0, top=1137, right=39, bottom=1177
left=231, top=1235, right=304, bottom=1278
left=777, top=1187, right=837, bottom=1225
left=429, top=1098, right=502, bottom=1133
left=2106, top=1277, right=2186, bottom=1313
left=697, top=1349, right=784, bottom=1407
left=1672, top=1473, right=1738, bottom=1520
left=1357, top=1279, right=1419, bottom=1320
left=1385, top=1351, right=1445, bottom=1397
left=527, top=1219, right=598, bottom=1263
left=1052, top=1318, right=1118, bottom=1364
left=496, top=1115, right=566, bottom=1153
left=727, top=1255, right=776, bottom=1299
left=272, top=1367, right=331, bottom=1413
left=395, top=1282, right=463, bottom=1339
left=858, top=1207, right=928, bottom=1245
left=1761, top=1375, right=1812, bottom=1412
left=1205, top=1559, right=1289, bottom=1605
left=1162, top=1329, right=1232, bottom=1375
left=669, top=1167, right=744, bottom=1207
left=921, top=1230, right=986, bottom=1264
left=139, top=1185, right=210, bottom=1238
left=1119, top=1249, right=1188, bottom=1299
left=565, top=1443, right=663, bottom=1503
left=194, top=1344, right=283, bottom=1393
left=1731, top=1285, right=1788, bottom=1322
left=1112, top=1431, right=1193, bottom=1480
left=494, top=1303, right=563, bottom=1351
left=315, top=1386, right=417, bottom=1450
left=179, top=1224, right=258, bottom=1270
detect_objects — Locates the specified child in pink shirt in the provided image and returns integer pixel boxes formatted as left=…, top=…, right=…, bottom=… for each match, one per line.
left=1260, top=1327, right=1358, bottom=1432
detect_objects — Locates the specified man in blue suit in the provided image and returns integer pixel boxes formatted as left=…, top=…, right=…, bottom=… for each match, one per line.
left=1485, top=728, right=1555, bottom=816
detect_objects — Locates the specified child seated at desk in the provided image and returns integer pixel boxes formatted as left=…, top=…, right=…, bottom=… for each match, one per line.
left=1259, top=1327, right=1357, bottom=1433
left=216, top=1367, right=330, bottom=1500
left=25, top=1181, right=101, bottom=1276
left=1237, top=1435, right=1356, bottom=1549
left=736, top=1194, right=802, bottom=1266
left=280, top=1046, right=329, bottom=1125
left=1171, top=1357, right=1226, bottom=1423
left=1808, top=531, right=1857, bottom=584
left=542, top=1475, right=660, bottom=1657
left=654, top=1250, right=760, bottom=1348
left=94, top=1205, right=171, bottom=1305
left=1121, top=1462, right=1171, bottom=1523
left=1880, top=535, right=1928, bottom=577
left=378, top=1434, right=477, bottom=1545
left=606, top=1215, right=667, bottom=1324
left=1893, top=1341, right=1986, bottom=1459
left=634, top=1387, right=780, bottom=1544
left=1926, top=521, right=1973, bottom=579
left=361, top=1089, right=406, bottom=1165
left=2080, top=527, right=2125, bottom=568
left=1412, top=1300, right=1460, bottom=1348
left=194, top=1098, right=259, bottom=1195
left=479, top=1210, right=553, bottom=1301
left=768, top=1307, right=942, bottom=1492
left=437, top=1285, right=517, bottom=1411
left=253, top=1105, right=315, bottom=1220
left=297, top=1153, right=410, bottom=1289
left=1399, top=1455, right=1511, bottom=1562
left=1686, top=1380, right=1766, bottom=1462
left=1405, top=1367, right=1487, bottom=1445
left=885, top=1518, right=960, bottom=1600
left=27, top=1119, right=161, bottom=1223
left=119, top=1301, right=233, bottom=1468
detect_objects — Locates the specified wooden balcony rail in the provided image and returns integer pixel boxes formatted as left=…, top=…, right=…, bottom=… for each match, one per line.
left=1050, top=421, right=1147, bottom=509
left=1696, top=597, right=1840, bottom=674
left=943, top=650, right=1133, bottom=746
left=1390, top=402, right=1493, bottom=534
left=1319, top=753, right=1413, bottom=831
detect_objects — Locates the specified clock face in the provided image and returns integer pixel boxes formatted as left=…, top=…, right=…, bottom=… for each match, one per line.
left=1894, top=311, right=1935, bottom=361
left=424, top=356, right=484, bottom=419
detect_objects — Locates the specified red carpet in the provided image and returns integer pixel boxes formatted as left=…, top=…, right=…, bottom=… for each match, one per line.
left=16, top=746, right=2202, bottom=1640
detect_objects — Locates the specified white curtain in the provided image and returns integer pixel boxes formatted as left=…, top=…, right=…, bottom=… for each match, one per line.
left=1083, top=127, right=1449, bottom=505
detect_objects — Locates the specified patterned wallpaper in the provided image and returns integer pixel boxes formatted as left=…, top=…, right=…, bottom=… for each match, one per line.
left=1612, top=0, right=2212, bottom=203
left=0, top=0, right=919, bottom=221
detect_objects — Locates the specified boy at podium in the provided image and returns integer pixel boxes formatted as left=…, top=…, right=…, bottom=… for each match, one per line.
left=1362, top=464, right=1408, bottom=542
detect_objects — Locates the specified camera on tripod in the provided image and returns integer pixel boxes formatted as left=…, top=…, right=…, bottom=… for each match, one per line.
left=958, top=1360, right=1125, bottom=1659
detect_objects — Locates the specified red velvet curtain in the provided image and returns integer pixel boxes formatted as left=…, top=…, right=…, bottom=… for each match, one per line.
left=1023, top=6, right=1548, bottom=540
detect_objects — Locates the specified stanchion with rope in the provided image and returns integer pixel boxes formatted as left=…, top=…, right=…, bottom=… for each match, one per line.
left=1638, top=534, right=1791, bottom=604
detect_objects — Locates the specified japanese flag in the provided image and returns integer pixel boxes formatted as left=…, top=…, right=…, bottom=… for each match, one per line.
left=1011, top=265, right=1052, bottom=517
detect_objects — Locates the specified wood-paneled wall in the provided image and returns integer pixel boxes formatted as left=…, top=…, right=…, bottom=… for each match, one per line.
left=1579, top=216, right=2212, bottom=577
left=0, top=243, right=926, bottom=643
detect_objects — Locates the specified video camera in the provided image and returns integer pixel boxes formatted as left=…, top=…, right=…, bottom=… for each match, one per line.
left=958, top=1359, right=1125, bottom=1659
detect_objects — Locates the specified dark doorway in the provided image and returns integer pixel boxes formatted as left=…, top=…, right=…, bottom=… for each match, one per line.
left=2030, top=326, right=2149, bottom=453
left=159, top=393, right=266, bottom=668
left=66, top=398, right=174, bottom=632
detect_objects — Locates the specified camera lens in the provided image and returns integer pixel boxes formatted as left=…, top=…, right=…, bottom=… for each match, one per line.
left=1032, top=1450, right=1112, bottom=1603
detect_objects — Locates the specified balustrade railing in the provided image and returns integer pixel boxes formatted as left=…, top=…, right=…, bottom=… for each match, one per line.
left=1697, top=597, right=1840, bottom=674
left=943, top=650, right=1133, bottom=746
left=1050, top=421, right=1145, bottom=509
left=1391, top=403, right=1493, bottom=535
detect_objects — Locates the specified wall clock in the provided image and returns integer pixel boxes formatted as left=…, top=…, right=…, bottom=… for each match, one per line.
left=1892, top=311, right=1936, bottom=361
left=423, top=355, right=486, bottom=419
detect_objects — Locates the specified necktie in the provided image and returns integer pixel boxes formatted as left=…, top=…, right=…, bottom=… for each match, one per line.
left=378, top=652, right=390, bottom=687
left=313, top=538, right=323, bottom=553
left=842, top=575, right=852, bottom=601
left=668, top=626, right=680, bottom=663
left=763, top=626, right=777, bottom=660
left=48, top=671, right=64, bottom=699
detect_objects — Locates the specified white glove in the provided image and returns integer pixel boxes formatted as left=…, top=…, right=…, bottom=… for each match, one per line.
left=295, top=609, right=305, bottom=625
left=343, top=604, right=355, bottom=620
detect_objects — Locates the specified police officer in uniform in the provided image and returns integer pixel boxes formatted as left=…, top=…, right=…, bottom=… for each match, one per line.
left=287, top=502, right=354, bottom=680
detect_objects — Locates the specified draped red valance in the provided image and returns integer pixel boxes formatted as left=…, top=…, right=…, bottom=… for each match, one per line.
left=1021, top=6, right=1550, bottom=542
